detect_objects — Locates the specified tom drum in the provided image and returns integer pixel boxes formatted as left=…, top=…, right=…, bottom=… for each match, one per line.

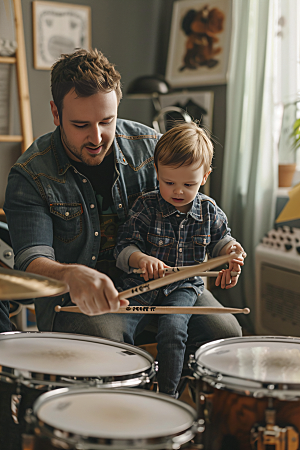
left=189, top=336, right=300, bottom=450
left=23, top=387, right=198, bottom=450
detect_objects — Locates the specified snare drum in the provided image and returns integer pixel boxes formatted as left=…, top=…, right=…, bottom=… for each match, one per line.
left=24, top=387, right=198, bottom=450
left=189, top=336, right=300, bottom=450
left=0, top=332, right=155, bottom=450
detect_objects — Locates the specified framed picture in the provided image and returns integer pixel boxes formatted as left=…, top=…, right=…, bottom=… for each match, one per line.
left=166, top=0, right=232, bottom=87
left=159, top=91, right=214, bottom=131
left=32, top=1, right=91, bottom=70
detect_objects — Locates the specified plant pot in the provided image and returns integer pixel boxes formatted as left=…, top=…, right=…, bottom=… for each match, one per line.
left=278, top=163, right=296, bottom=187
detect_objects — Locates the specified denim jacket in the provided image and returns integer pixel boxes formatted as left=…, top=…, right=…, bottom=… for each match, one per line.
left=4, top=119, right=160, bottom=330
left=114, top=190, right=234, bottom=305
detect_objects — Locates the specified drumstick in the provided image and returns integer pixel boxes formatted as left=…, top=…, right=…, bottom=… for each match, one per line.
left=55, top=305, right=250, bottom=315
left=118, top=253, right=239, bottom=301
left=133, top=268, right=239, bottom=276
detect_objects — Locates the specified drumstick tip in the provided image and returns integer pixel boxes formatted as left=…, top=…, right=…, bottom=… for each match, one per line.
left=55, top=305, right=61, bottom=312
left=243, top=308, right=250, bottom=314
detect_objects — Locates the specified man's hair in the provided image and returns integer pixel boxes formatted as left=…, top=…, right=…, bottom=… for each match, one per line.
left=154, top=122, right=214, bottom=173
left=51, top=48, right=122, bottom=122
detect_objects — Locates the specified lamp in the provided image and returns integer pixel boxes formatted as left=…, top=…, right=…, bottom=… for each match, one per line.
left=126, top=75, right=192, bottom=133
left=127, top=75, right=170, bottom=112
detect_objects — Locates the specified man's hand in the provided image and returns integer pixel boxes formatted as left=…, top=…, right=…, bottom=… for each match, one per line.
left=215, top=241, right=246, bottom=290
left=26, top=258, right=129, bottom=316
left=63, top=265, right=129, bottom=315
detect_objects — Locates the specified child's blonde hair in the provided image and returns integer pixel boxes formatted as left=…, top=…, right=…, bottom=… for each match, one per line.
left=154, top=122, right=213, bottom=173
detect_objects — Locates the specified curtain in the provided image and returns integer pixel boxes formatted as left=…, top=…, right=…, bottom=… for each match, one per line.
left=214, top=0, right=279, bottom=332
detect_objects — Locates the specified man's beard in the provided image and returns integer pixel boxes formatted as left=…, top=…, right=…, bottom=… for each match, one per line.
left=60, top=126, right=104, bottom=166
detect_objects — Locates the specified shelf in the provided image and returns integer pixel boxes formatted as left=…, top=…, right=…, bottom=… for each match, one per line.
left=0, top=135, right=23, bottom=142
left=0, top=56, right=16, bottom=64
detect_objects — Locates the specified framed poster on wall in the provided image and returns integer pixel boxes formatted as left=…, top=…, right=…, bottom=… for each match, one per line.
left=166, top=0, right=232, bottom=87
left=32, top=1, right=91, bottom=70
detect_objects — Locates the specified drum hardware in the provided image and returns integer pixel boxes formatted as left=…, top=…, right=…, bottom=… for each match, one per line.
left=251, top=399, right=299, bottom=450
left=11, top=389, right=22, bottom=424
left=0, top=238, right=14, bottom=269
left=188, top=419, right=205, bottom=450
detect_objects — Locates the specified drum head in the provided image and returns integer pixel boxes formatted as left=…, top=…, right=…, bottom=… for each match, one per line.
left=33, top=388, right=196, bottom=444
left=0, top=332, right=153, bottom=384
left=195, top=336, right=300, bottom=391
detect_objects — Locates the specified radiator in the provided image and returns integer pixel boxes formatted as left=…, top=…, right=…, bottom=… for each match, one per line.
left=255, top=226, right=300, bottom=336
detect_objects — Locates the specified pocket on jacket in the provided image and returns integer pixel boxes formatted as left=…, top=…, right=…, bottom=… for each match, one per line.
left=147, top=234, right=175, bottom=260
left=192, top=235, right=211, bottom=263
left=50, top=203, right=83, bottom=243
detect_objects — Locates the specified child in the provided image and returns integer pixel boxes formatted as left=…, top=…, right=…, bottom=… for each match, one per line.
left=114, top=122, right=245, bottom=397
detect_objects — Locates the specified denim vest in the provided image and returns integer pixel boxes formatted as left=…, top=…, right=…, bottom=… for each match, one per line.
left=4, top=119, right=160, bottom=330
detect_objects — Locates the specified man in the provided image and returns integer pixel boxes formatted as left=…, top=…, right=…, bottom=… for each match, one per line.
left=4, top=49, right=241, bottom=362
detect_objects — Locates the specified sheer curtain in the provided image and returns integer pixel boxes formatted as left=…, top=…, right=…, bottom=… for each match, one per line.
left=215, top=0, right=283, bottom=331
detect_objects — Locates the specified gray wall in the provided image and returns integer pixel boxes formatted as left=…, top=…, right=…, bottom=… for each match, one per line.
left=0, top=0, right=226, bottom=207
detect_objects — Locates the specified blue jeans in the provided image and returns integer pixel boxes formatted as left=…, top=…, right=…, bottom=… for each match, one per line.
left=119, top=288, right=198, bottom=396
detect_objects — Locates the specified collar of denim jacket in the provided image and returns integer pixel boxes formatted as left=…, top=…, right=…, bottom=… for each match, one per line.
left=114, top=119, right=159, bottom=170
left=157, top=191, right=202, bottom=222
left=52, top=127, right=73, bottom=176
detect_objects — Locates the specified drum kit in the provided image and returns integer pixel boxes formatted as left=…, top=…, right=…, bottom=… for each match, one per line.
left=1, top=258, right=300, bottom=450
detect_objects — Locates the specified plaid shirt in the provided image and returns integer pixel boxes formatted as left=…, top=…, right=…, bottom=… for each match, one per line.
left=114, top=190, right=233, bottom=305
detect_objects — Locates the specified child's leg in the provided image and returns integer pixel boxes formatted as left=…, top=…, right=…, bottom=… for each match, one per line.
left=155, top=288, right=197, bottom=397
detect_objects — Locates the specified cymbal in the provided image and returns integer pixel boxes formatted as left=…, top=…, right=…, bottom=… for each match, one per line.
left=0, top=267, right=67, bottom=300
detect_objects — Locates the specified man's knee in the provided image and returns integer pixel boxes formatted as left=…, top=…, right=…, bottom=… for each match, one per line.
left=53, top=312, right=126, bottom=342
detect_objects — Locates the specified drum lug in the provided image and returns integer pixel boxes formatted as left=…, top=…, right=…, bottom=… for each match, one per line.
left=188, top=354, right=200, bottom=379
left=92, top=379, right=104, bottom=388
left=11, top=393, right=22, bottom=424
left=251, top=407, right=299, bottom=450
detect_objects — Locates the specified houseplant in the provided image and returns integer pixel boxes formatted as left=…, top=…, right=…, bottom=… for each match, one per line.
left=278, top=101, right=299, bottom=187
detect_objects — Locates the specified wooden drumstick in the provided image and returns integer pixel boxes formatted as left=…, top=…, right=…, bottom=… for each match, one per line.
left=133, top=268, right=239, bottom=276
left=55, top=305, right=250, bottom=315
left=54, top=253, right=243, bottom=316
left=118, top=253, right=240, bottom=301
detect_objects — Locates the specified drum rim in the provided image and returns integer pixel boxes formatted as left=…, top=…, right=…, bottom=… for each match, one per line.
left=0, top=331, right=155, bottom=388
left=30, top=387, right=198, bottom=449
left=192, top=335, right=300, bottom=399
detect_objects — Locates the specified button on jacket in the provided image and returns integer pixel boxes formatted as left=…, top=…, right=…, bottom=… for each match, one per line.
left=4, top=119, right=160, bottom=330
left=114, top=190, right=234, bottom=305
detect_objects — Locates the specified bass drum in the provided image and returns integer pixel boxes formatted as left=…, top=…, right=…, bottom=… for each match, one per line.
left=189, top=336, right=300, bottom=450
left=0, top=332, right=156, bottom=450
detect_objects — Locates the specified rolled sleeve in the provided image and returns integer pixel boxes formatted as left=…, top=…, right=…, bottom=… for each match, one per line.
left=4, top=168, right=54, bottom=268
left=115, top=244, right=141, bottom=273
left=212, top=236, right=235, bottom=258
left=15, top=245, right=55, bottom=271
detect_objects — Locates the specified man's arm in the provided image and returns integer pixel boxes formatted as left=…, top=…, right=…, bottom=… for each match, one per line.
left=4, top=169, right=128, bottom=315
left=26, top=257, right=127, bottom=315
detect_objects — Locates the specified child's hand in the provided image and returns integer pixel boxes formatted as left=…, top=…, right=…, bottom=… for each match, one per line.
left=137, top=255, right=169, bottom=281
left=215, top=242, right=246, bottom=289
